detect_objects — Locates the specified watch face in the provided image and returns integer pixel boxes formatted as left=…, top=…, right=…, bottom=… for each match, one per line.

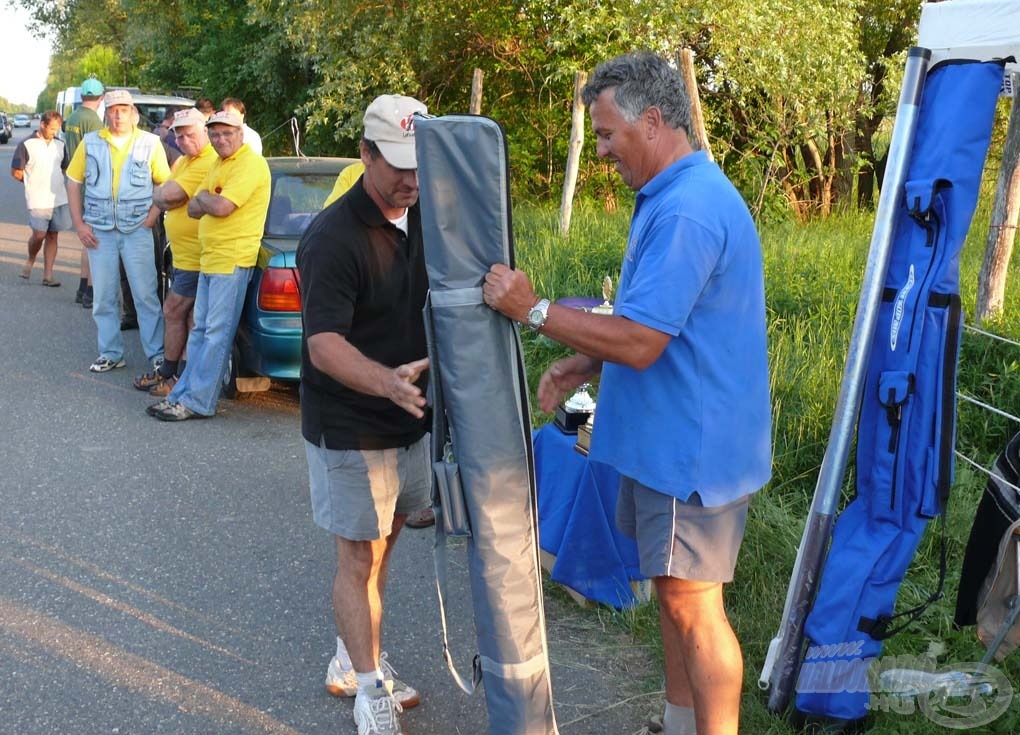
left=527, top=299, right=548, bottom=329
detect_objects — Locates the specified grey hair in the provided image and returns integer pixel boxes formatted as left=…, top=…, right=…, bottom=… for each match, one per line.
left=581, top=51, right=691, bottom=135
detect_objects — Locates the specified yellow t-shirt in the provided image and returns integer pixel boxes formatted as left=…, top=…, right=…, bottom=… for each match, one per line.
left=164, top=143, right=217, bottom=271
left=66, top=128, right=171, bottom=195
left=322, top=161, right=365, bottom=207
left=197, top=144, right=271, bottom=274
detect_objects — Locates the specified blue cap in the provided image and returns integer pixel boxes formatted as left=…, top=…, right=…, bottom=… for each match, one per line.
left=81, top=78, right=105, bottom=97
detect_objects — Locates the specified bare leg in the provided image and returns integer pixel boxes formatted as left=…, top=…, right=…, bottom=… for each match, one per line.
left=42, top=231, right=59, bottom=281
left=655, top=577, right=743, bottom=735
left=332, top=517, right=406, bottom=673
left=162, top=291, right=196, bottom=362
left=81, top=248, right=91, bottom=284
left=23, top=230, right=45, bottom=275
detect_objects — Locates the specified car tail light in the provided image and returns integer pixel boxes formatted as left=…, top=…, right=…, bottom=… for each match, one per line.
left=259, top=267, right=302, bottom=312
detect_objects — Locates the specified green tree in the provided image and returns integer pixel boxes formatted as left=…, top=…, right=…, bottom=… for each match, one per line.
left=853, top=0, right=919, bottom=208
left=691, top=0, right=864, bottom=219
left=121, top=0, right=313, bottom=154
left=16, top=0, right=928, bottom=217
left=254, top=0, right=662, bottom=195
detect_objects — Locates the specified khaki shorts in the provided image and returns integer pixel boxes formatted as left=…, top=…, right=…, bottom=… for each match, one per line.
left=305, top=434, right=431, bottom=541
left=616, top=476, right=750, bottom=582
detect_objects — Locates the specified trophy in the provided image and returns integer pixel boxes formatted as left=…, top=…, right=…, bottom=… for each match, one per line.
left=575, top=411, right=594, bottom=456
left=592, top=276, right=614, bottom=315
left=554, top=381, right=596, bottom=434
left=555, top=276, right=612, bottom=435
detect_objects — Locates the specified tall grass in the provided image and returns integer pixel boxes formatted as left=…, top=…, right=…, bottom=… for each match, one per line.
left=514, top=201, right=1020, bottom=734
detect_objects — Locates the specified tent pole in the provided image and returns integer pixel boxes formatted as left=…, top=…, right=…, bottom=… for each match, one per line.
left=759, top=46, right=932, bottom=714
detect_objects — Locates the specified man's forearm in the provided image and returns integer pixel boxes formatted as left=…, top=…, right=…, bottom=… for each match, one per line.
left=143, top=204, right=161, bottom=228
left=308, top=332, right=399, bottom=398
left=67, top=180, right=85, bottom=226
left=537, top=306, right=669, bottom=371
left=193, top=191, right=237, bottom=218
left=154, top=181, right=188, bottom=210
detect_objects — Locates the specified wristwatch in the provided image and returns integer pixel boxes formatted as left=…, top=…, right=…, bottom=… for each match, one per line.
left=527, top=298, right=551, bottom=331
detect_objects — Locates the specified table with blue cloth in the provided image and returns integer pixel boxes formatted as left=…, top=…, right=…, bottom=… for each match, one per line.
left=533, top=424, right=647, bottom=609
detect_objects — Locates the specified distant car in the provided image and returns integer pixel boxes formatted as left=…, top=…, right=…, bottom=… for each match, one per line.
left=0, top=113, right=11, bottom=143
left=12, top=114, right=31, bottom=128
left=223, top=156, right=359, bottom=397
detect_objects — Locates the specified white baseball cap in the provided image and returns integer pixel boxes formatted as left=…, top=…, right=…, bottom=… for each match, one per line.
left=363, top=94, right=427, bottom=170
left=103, top=89, right=134, bottom=107
left=170, top=108, right=206, bottom=130
left=206, top=110, right=244, bottom=128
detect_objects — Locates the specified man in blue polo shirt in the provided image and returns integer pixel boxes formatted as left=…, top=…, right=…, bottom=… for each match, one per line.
left=483, top=52, right=771, bottom=735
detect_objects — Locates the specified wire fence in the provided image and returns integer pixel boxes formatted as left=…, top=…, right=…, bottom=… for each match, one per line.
left=956, top=322, right=1020, bottom=489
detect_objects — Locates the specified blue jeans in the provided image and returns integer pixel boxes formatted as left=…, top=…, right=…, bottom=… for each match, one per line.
left=86, top=226, right=165, bottom=363
left=168, top=267, right=252, bottom=416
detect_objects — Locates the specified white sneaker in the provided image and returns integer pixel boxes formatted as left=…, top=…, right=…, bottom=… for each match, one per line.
left=325, top=651, right=420, bottom=708
left=353, top=685, right=403, bottom=735
left=89, top=356, right=126, bottom=373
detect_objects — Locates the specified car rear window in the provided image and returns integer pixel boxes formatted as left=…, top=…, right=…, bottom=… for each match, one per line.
left=265, top=173, right=338, bottom=237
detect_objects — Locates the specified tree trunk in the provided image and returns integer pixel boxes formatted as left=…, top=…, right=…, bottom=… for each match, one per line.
left=559, top=71, right=587, bottom=236
left=677, top=48, right=713, bottom=160
left=780, top=146, right=807, bottom=222
left=469, top=68, right=483, bottom=114
left=976, top=74, right=1020, bottom=324
left=855, top=111, right=881, bottom=209
left=803, top=139, right=825, bottom=215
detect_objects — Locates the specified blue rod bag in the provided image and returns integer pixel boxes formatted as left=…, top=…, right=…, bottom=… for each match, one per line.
left=795, top=60, right=1003, bottom=721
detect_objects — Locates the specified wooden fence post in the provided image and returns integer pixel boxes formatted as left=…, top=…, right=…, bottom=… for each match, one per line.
left=677, top=48, right=712, bottom=161
left=559, top=70, right=588, bottom=237
left=976, top=71, right=1020, bottom=324
left=470, top=69, right=483, bottom=114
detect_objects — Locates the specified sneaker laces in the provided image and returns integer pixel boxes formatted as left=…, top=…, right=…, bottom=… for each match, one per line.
left=366, top=693, right=402, bottom=732
left=379, top=651, right=400, bottom=681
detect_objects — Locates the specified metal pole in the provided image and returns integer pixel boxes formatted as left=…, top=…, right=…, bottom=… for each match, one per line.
left=759, top=46, right=932, bottom=713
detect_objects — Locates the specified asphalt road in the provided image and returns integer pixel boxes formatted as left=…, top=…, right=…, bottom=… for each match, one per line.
left=0, top=126, right=655, bottom=734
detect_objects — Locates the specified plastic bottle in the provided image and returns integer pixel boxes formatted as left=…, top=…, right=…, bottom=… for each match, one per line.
left=877, top=668, right=993, bottom=697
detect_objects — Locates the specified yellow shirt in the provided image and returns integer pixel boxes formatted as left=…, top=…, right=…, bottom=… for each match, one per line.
left=197, top=144, right=271, bottom=274
left=323, top=161, right=365, bottom=207
left=66, top=128, right=171, bottom=195
left=164, top=144, right=217, bottom=271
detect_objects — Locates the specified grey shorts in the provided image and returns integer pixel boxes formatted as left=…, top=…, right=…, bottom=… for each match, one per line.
left=305, top=434, right=431, bottom=541
left=616, top=476, right=750, bottom=582
left=170, top=267, right=199, bottom=298
left=28, top=204, right=71, bottom=233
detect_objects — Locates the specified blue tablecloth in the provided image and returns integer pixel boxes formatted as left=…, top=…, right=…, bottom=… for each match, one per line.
left=533, top=425, right=645, bottom=608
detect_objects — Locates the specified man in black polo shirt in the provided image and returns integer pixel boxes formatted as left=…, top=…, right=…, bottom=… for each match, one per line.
left=296, top=94, right=429, bottom=735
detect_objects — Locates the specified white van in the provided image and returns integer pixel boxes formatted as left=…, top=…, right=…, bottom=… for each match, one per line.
left=56, top=86, right=194, bottom=131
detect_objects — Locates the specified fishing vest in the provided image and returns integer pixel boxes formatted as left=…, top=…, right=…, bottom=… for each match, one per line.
left=82, top=131, right=158, bottom=233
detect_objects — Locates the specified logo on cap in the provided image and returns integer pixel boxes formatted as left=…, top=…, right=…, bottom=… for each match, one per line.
left=400, top=113, right=416, bottom=137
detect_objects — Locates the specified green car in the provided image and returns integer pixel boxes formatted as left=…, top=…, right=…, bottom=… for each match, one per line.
left=225, top=156, right=359, bottom=396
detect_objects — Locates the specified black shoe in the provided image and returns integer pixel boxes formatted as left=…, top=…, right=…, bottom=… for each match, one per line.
left=82, top=293, right=93, bottom=309
left=75, top=289, right=84, bottom=304
left=120, top=318, right=139, bottom=331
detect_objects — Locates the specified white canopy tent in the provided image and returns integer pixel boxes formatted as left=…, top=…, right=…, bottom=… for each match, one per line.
left=919, top=0, right=1020, bottom=71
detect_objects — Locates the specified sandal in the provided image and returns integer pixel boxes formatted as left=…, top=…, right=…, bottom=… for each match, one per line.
left=405, top=507, right=436, bottom=529
left=41, top=278, right=61, bottom=287
left=133, top=370, right=165, bottom=392
left=19, top=266, right=31, bottom=279
left=148, top=375, right=178, bottom=397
